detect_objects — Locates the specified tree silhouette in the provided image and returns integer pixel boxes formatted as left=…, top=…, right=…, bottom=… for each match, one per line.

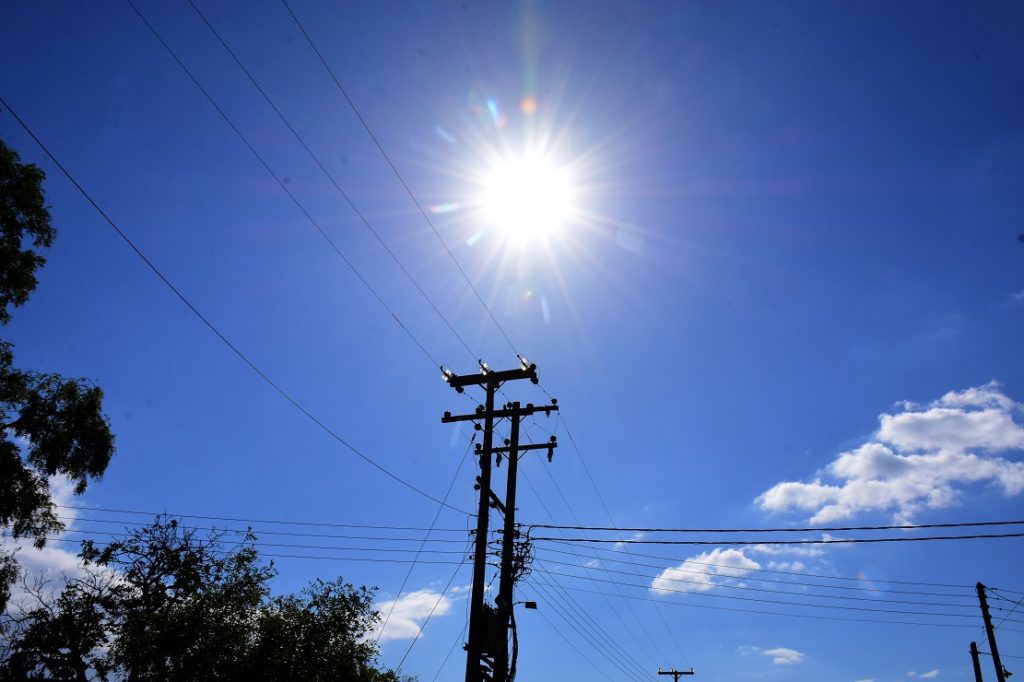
left=2, top=517, right=411, bottom=681
left=0, top=136, right=115, bottom=610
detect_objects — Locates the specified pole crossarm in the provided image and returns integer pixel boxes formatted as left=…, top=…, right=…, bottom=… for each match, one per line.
left=442, top=402, right=558, bottom=424
left=488, top=437, right=557, bottom=456
left=441, top=361, right=538, bottom=392
left=658, top=668, right=696, bottom=680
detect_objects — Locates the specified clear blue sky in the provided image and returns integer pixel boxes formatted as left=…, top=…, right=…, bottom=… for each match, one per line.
left=2, top=1, right=1023, bottom=680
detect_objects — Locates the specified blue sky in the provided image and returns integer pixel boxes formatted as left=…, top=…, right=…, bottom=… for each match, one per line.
left=2, top=1, right=1023, bottom=680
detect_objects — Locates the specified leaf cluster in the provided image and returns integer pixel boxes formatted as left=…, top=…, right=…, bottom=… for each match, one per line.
left=1, top=518, right=411, bottom=681
left=0, top=136, right=115, bottom=610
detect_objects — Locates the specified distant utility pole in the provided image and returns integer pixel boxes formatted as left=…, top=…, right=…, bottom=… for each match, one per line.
left=977, top=583, right=1007, bottom=682
left=970, top=641, right=984, bottom=682
left=658, top=668, right=696, bottom=680
left=442, top=358, right=557, bottom=682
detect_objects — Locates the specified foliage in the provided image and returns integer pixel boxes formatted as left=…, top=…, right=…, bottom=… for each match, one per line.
left=1, top=518, right=411, bottom=681
left=0, top=136, right=115, bottom=611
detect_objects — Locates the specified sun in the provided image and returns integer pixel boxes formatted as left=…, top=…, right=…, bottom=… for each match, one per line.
left=480, top=152, right=574, bottom=242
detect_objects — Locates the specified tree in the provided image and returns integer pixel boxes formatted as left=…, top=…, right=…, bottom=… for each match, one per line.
left=0, top=136, right=115, bottom=610
left=1, top=518, right=410, bottom=681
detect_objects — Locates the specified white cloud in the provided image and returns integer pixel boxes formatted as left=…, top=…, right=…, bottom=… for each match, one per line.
left=855, top=679, right=876, bottom=682
left=372, top=588, right=454, bottom=642
left=613, top=532, right=646, bottom=550
left=650, top=548, right=760, bottom=595
left=3, top=475, right=93, bottom=613
left=757, top=382, right=1024, bottom=522
left=909, top=670, right=940, bottom=679
left=763, top=647, right=804, bottom=665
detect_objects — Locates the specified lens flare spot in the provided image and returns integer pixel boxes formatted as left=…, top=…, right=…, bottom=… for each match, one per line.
left=486, top=96, right=506, bottom=128
left=520, top=96, right=538, bottom=116
left=429, top=202, right=461, bottom=214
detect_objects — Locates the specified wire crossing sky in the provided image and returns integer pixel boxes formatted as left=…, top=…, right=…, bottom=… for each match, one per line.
left=2, top=1, right=1023, bottom=680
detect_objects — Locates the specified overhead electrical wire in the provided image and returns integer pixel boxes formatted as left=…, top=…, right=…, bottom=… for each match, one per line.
left=186, top=0, right=478, bottom=364
left=532, top=531, right=1024, bottom=545
left=536, top=564, right=1024, bottom=624
left=536, top=557, right=977, bottom=609
left=529, top=519, right=1024, bottom=534
left=30, top=537, right=468, bottom=566
left=538, top=410, right=694, bottom=667
left=532, top=459, right=683, bottom=666
left=280, top=0, right=521, bottom=358
left=431, top=621, right=469, bottom=682
left=396, top=557, right=470, bottom=671
left=55, top=504, right=468, bottom=532
left=534, top=546, right=978, bottom=599
left=536, top=540, right=981, bottom=591
left=57, top=516, right=470, bottom=542
left=124, top=0, right=444, bottom=369
left=376, top=436, right=474, bottom=645
left=527, top=576, right=646, bottom=681
left=547, top=581, right=1022, bottom=632
left=42, top=529, right=471, bottom=556
left=531, top=566, right=665, bottom=677
left=522, top=584, right=616, bottom=682
left=0, top=95, right=469, bottom=517
left=518, top=465, right=665, bottom=669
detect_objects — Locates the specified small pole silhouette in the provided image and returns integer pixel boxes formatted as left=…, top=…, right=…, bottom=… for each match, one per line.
left=977, top=583, right=1008, bottom=682
left=970, top=641, right=984, bottom=682
left=658, top=668, right=695, bottom=681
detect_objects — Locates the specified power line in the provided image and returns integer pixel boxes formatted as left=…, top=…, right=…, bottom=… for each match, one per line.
left=43, top=529, right=471, bottom=556
left=376, top=437, right=473, bottom=645
left=536, top=540, right=979, bottom=591
left=431, top=620, right=469, bottom=682
left=123, top=0, right=444, bottom=369
left=536, top=556, right=977, bottom=609
left=529, top=519, right=1024, bottom=534
left=544, top=581, right=1011, bottom=631
left=537, top=564, right=1024, bottom=623
left=990, top=589, right=1024, bottom=631
left=518, top=464, right=664, bottom=669
left=522, top=585, right=615, bottom=682
left=0, top=95, right=469, bottom=516
left=186, top=0, right=478, bottom=364
left=532, top=532, right=1024, bottom=546
left=26, top=537, right=469, bottom=565
left=528, top=577, right=646, bottom=681
left=531, top=566, right=653, bottom=675
left=58, top=516, right=470, bottom=542
left=55, top=504, right=468, bottom=531
left=535, top=545, right=977, bottom=599
left=395, top=557, right=469, bottom=671
left=280, top=0, right=520, bottom=357
left=542, top=411, right=692, bottom=666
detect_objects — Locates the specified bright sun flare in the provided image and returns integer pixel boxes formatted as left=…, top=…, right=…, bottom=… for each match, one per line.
left=481, top=153, right=573, bottom=241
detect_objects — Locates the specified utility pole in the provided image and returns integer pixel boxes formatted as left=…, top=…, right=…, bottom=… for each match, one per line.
left=977, top=583, right=1007, bottom=682
left=658, top=668, right=695, bottom=681
left=970, top=641, right=984, bottom=682
left=442, top=358, right=557, bottom=682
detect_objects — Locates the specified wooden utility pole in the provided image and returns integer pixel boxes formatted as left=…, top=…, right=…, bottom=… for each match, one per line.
left=977, top=583, right=1007, bottom=682
left=442, top=359, right=557, bottom=682
left=970, top=641, right=984, bottom=682
left=658, top=668, right=695, bottom=681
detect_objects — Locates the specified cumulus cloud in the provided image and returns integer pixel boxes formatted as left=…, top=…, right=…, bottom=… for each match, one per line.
left=909, top=670, right=940, bottom=679
left=2, top=475, right=94, bottom=612
left=763, top=647, right=804, bottom=665
left=650, top=548, right=760, bottom=595
left=372, top=588, right=454, bottom=642
left=757, top=382, right=1024, bottom=522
